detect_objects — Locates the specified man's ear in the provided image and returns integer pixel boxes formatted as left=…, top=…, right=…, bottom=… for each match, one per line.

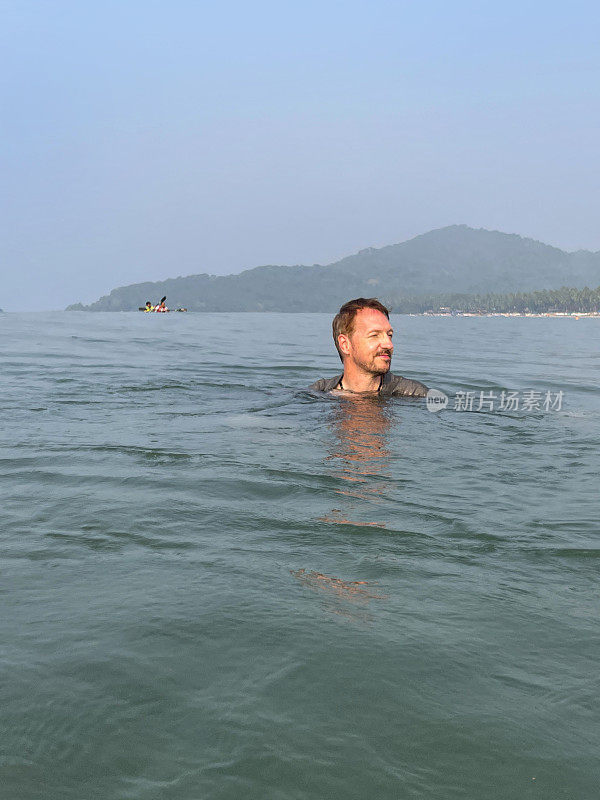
left=337, top=334, right=351, bottom=357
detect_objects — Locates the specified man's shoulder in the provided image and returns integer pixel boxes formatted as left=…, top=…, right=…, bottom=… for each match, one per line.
left=381, top=372, right=429, bottom=397
left=308, top=372, right=428, bottom=396
left=309, top=375, right=342, bottom=392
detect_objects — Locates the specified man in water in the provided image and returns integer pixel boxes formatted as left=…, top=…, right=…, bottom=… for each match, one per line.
left=310, top=298, right=428, bottom=397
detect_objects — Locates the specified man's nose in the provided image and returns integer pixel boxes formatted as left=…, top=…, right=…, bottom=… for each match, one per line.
left=383, top=335, right=393, bottom=350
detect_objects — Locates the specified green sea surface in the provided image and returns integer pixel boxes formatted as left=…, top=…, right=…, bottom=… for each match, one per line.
left=1, top=311, right=598, bottom=799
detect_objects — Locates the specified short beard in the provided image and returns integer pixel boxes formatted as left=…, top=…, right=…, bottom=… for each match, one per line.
left=354, top=353, right=392, bottom=376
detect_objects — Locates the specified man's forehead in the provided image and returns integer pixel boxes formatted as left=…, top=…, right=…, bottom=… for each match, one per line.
left=353, top=308, right=393, bottom=331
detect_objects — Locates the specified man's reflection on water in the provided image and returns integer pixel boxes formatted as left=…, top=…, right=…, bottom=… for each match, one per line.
left=292, top=396, right=393, bottom=620
left=290, top=568, right=387, bottom=622
left=321, top=395, right=393, bottom=528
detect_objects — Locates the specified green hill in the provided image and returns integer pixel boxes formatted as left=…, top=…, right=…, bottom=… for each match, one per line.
left=66, top=225, right=600, bottom=312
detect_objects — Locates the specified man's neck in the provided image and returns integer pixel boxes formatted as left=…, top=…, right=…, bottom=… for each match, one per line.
left=340, top=364, right=384, bottom=393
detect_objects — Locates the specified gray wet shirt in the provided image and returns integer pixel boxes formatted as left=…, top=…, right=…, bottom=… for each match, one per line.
left=309, top=371, right=428, bottom=397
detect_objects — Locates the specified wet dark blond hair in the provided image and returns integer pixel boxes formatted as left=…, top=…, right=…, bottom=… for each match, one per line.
left=332, top=298, right=390, bottom=361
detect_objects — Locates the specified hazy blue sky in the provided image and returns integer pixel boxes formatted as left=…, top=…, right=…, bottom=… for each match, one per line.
left=2, top=0, right=599, bottom=310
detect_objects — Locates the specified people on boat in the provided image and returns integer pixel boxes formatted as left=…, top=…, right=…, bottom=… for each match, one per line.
left=140, top=295, right=182, bottom=312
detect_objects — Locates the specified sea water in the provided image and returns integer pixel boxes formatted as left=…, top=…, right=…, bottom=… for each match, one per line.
left=1, top=311, right=598, bottom=799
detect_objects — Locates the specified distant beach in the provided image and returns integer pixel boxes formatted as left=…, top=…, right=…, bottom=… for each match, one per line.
left=415, top=310, right=600, bottom=318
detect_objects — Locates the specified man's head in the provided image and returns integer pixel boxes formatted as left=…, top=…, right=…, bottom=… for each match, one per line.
left=332, top=298, right=393, bottom=374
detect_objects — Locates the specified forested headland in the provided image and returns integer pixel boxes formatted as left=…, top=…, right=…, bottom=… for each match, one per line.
left=66, top=226, right=600, bottom=313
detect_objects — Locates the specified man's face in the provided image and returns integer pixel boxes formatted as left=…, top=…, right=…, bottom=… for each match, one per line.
left=339, top=308, right=394, bottom=375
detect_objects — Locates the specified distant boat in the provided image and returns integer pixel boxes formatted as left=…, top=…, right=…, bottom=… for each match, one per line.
left=138, top=295, right=187, bottom=312
left=138, top=307, right=188, bottom=312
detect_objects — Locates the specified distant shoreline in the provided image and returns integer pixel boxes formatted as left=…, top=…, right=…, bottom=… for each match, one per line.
left=412, top=311, right=600, bottom=318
